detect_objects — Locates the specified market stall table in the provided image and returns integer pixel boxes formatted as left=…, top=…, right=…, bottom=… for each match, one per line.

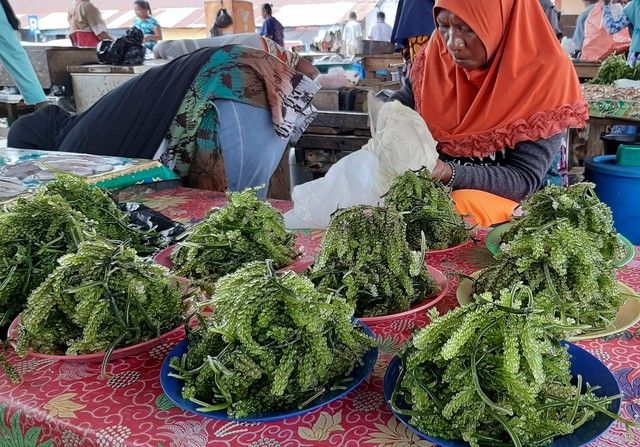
left=1, top=187, right=639, bottom=447
left=581, top=84, right=640, bottom=158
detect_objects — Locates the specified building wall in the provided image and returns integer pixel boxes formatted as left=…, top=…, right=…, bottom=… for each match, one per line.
left=162, top=27, right=208, bottom=40
left=557, top=0, right=588, bottom=15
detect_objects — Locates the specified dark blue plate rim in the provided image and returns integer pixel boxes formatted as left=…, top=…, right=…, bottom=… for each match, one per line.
left=383, top=342, right=621, bottom=447
left=160, top=320, right=379, bottom=423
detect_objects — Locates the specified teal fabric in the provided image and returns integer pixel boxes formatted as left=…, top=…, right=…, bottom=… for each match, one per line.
left=625, top=1, right=640, bottom=54
left=0, top=6, right=46, bottom=104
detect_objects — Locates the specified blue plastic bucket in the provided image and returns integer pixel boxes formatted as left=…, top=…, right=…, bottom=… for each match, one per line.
left=585, top=155, right=640, bottom=245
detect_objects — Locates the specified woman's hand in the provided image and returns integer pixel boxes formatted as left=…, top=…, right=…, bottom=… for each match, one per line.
left=431, top=159, right=453, bottom=184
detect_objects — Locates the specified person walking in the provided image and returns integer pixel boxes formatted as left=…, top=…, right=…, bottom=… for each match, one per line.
left=259, top=3, right=284, bottom=47
left=0, top=0, right=47, bottom=107
left=343, top=11, right=363, bottom=56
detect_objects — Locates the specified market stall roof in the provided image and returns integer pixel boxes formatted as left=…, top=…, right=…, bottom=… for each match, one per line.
left=10, top=0, right=206, bottom=30
left=10, top=0, right=375, bottom=30
left=254, top=1, right=378, bottom=27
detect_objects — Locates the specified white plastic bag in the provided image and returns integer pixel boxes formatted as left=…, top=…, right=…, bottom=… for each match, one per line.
left=362, top=101, right=438, bottom=194
left=284, top=150, right=381, bottom=229
left=284, top=102, right=438, bottom=230
left=315, top=67, right=355, bottom=89
left=561, top=36, right=577, bottom=56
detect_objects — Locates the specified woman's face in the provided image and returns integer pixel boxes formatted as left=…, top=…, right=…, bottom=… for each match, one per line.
left=435, top=9, right=488, bottom=70
left=134, top=4, right=148, bottom=19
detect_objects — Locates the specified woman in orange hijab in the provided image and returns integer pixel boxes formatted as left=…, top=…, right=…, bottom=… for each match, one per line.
left=403, top=0, right=588, bottom=226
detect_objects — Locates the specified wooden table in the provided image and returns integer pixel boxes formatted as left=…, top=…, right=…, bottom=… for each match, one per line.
left=357, top=54, right=404, bottom=79
left=573, top=61, right=601, bottom=80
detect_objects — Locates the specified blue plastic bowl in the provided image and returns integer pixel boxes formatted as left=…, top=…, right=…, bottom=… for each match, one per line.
left=161, top=321, right=379, bottom=423
left=383, top=342, right=621, bottom=447
left=585, top=155, right=640, bottom=245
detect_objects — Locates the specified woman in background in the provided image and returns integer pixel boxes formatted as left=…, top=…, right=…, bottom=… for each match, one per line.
left=68, top=0, right=111, bottom=47
left=259, top=3, right=284, bottom=47
left=9, top=45, right=320, bottom=198
left=133, top=0, right=162, bottom=51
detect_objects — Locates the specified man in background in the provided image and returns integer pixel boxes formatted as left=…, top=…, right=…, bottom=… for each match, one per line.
left=342, top=11, right=363, bottom=57
left=368, top=11, right=393, bottom=42
left=0, top=0, right=47, bottom=107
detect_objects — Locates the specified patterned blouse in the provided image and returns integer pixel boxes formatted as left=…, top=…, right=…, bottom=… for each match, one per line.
left=603, top=4, right=638, bottom=67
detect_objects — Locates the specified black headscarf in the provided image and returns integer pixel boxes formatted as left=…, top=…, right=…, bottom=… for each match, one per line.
left=9, top=48, right=218, bottom=159
left=1, top=0, right=21, bottom=30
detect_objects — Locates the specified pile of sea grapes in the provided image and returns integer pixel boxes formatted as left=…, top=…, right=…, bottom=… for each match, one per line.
left=16, top=239, right=184, bottom=356
left=385, top=169, right=471, bottom=250
left=394, top=286, right=631, bottom=447
left=170, top=261, right=375, bottom=418
left=311, top=206, right=436, bottom=317
left=172, top=188, right=297, bottom=291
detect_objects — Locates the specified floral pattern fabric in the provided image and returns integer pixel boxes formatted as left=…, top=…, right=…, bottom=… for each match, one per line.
left=0, top=187, right=638, bottom=447
left=162, top=46, right=319, bottom=180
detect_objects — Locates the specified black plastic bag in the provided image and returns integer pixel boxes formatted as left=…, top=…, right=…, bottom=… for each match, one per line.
left=97, top=27, right=146, bottom=66
left=215, top=8, right=233, bottom=28
left=118, top=202, right=186, bottom=250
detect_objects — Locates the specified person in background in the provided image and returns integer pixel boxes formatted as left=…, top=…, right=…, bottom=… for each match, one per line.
left=387, top=0, right=587, bottom=226
left=68, top=0, right=110, bottom=47
left=391, top=0, right=436, bottom=73
left=133, top=0, right=162, bottom=51
left=259, top=3, right=284, bottom=47
left=539, top=0, right=562, bottom=37
left=368, top=11, right=393, bottom=42
left=0, top=0, right=47, bottom=107
left=602, top=0, right=639, bottom=66
left=343, top=11, right=363, bottom=57
left=9, top=45, right=321, bottom=198
left=572, top=0, right=599, bottom=53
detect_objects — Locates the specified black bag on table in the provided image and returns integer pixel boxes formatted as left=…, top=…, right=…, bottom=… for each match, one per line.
left=97, top=27, right=146, bottom=66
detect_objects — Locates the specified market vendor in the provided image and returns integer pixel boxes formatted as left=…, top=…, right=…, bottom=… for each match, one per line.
left=8, top=45, right=321, bottom=198
left=389, top=0, right=588, bottom=226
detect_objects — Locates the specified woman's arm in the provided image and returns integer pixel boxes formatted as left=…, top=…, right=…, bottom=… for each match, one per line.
left=602, top=2, right=631, bottom=34
left=144, top=25, right=163, bottom=42
left=435, top=133, right=564, bottom=202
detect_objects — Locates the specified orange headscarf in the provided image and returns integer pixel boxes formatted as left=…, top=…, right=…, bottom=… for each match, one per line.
left=411, top=0, right=588, bottom=159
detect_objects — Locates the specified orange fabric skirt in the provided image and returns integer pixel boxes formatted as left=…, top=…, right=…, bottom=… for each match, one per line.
left=451, top=190, right=519, bottom=227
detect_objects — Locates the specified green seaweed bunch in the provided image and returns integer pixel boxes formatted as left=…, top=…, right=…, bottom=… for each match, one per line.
left=169, top=261, right=375, bottom=418
left=311, top=206, right=436, bottom=318
left=478, top=219, right=624, bottom=333
left=172, top=188, right=297, bottom=292
left=42, top=173, right=151, bottom=254
left=392, top=286, right=633, bottom=447
left=502, top=183, right=624, bottom=262
left=385, top=169, right=471, bottom=250
left=0, top=194, right=91, bottom=328
left=16, top=239, right=185, bottom=358
left=592, top=54, right=640, bottom=85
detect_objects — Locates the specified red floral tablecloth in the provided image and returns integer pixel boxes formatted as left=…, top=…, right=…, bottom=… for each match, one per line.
left=1, top=186, right=639, bottom=447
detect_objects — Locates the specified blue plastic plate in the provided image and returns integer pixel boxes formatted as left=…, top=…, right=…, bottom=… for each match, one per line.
left=383, top=342, right=621, bottom=447
left=161, top=321, right=379, bottom=422
left=486, top=222, right=635, bottom=267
